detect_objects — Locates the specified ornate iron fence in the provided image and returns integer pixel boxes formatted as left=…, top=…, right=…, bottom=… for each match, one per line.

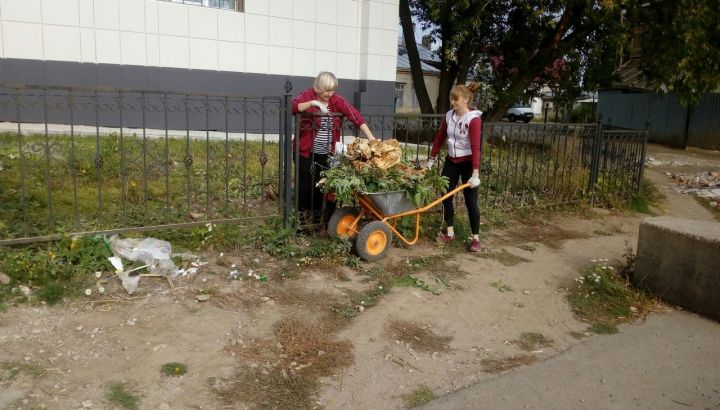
left=0, top=84, right=288, bottom=245
left=0, top=83, right=647, bottom=244
left=288, top=114, right=647, bottom=229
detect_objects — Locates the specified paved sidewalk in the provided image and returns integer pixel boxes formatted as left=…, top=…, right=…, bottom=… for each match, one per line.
left=422, top=311, right=720, bottom=410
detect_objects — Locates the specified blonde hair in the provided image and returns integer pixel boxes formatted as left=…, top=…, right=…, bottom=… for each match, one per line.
left=450, top=81, right=480, bottom=101
left=314, top=72, right=338, bottom=92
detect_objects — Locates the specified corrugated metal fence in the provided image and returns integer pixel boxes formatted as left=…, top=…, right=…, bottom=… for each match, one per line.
left=598, top=90, right=720, bottom=150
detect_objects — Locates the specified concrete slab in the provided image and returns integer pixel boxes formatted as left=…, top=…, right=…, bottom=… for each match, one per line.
left=634, top=216, right=720, bottom=321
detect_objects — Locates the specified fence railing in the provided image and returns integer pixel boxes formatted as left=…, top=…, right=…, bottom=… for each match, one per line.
left=289, top=114, right=647, bottom=229
left=0, top=85, right=287, bottom=245
left=0, top=84, right=647, bottom=244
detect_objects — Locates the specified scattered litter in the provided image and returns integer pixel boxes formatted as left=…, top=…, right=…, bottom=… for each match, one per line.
left=0, top=272, right=10, bottom=285
left=175, top=267, right=198, bottom=277
left=665, top=171, right=720, bottom=199
left=196, top=294, right=211, bottom=302
left=107, top=236, right=184, bottom=294
left=522, top=290, right=530, bottom=295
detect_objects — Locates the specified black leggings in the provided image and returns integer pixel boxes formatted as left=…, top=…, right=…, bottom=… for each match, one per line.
left=297, top=153, right=335, bottom=224
left=441, top=157, right=480, bottom=235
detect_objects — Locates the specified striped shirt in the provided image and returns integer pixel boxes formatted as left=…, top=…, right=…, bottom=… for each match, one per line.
left=312, top=115, right=333, bottom=154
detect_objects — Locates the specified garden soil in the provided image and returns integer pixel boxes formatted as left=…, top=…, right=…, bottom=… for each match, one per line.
left=1, top=144, right=718, bottom=410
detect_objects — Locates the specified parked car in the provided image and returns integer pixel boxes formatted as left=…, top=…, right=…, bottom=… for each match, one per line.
left=505, top=103, right=534, bottom=123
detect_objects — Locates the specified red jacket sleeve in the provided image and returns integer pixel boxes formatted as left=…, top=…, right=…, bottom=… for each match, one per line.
left=430, top=118, right=447, bottom=158
left=469, top=117, right=482, bottom=169
left=292, top=89, right=315, bottom=114
left=331, top=94, right=365, bottom=127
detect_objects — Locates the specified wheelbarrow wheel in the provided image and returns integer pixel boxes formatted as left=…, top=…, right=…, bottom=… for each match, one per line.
left=356, top=221, right=393, bottom=261
left=328, top=207, right=360, bottom=240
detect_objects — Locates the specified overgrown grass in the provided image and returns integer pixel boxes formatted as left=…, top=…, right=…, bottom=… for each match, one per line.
left=629, top=179, right=664, bottom=214
left=567, top=259, right=657, bottom=333
left=105, top=382, right=141, bottom=410
left=0, top=132, right=280, bottom=239
left=0, top=235, right=111, bottom=305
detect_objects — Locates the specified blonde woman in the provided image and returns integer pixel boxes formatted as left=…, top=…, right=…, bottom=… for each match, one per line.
left=292, top=71, right=376, bottom=225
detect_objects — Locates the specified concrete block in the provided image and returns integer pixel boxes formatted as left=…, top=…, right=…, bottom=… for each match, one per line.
left=634, top=216, right=720, bottom=321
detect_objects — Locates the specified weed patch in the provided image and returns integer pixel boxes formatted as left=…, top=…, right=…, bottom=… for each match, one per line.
left=400, top=385, right=437, bottom=408
left=481, top=354, right=538, bottom=373
left=511, top=332, right=554, bottom=351
left=567, top=260, right=657, bottom=330
left=629, top=179, right=664, bottom=214
left=386, top=320, right=452, bottom=353
left=105, top=382, right=141, bottom=410
left=0, top=236, right=111, bottom=305
left=161, top=362, right=188, bottom=377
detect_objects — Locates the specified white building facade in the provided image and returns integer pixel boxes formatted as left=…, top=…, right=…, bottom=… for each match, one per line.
left=0, top=0, right=398, bottom=112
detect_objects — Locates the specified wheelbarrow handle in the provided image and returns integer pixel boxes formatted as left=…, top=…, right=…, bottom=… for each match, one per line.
left=386, top=183, right=472, bottom=219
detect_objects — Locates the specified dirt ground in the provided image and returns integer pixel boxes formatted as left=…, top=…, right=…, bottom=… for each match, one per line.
left=1, top=144, right=717, bottom=410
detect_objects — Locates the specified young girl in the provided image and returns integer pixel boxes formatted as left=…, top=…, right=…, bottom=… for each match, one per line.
left=427, top=82, right=483, bottom=252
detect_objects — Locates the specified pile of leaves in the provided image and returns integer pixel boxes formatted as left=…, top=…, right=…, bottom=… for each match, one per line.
left=320, top=139, right=448, bottom=206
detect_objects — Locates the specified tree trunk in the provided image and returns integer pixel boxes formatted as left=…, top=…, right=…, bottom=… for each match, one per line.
left=399, top=0, right=434, bottom=114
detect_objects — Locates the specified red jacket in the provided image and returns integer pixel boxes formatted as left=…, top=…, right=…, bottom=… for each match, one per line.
left=292, top=88, right=366, bottom=158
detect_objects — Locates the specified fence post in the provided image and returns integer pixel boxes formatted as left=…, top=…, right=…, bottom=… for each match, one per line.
left=282, top=94, right=293, bottom=228
left=637, top=119, right=650, bottom=192
left=588, top=117, right=603, bottom=204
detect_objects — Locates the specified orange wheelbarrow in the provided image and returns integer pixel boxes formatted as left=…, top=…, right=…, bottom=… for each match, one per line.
left=327, top=183, right=472, bottom=261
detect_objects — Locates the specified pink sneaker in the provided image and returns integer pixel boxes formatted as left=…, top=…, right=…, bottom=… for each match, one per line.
left=437, top=230, right=455, bottom=243
left=468, top=238, right=482, bottom=252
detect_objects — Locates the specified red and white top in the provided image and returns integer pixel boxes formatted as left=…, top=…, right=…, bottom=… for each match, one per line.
left=430, top=109, right=483, bottom=169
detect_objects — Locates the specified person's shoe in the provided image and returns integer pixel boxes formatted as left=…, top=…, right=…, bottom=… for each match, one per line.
left=468, top=238, right=482, bottom=252
left=436, top=230, right=455, bottom=243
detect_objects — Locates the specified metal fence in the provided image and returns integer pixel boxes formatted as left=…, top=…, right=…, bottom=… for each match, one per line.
left=0, top=84, right=647, bottom=244
left=288, top=114, right=647, bottom=229
left=0, top=84, right=288, bottom=245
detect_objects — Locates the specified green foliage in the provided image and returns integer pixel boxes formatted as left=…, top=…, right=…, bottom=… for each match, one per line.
left=628, top=0, right=720, bottom=105
left=0, top=236, right=112, bottom=305
left=405, top=1, right=627, bottom=118
left=569, top=103, right=596, bottom=123
left=320, top=160, right=449, bottom=207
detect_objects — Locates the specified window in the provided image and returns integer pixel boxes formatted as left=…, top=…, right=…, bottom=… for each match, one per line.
left=411, top=87, right=419, bottom=108
left=395, top=83, right=406, bottom=108
left=161, top=0, right=243, bottom=11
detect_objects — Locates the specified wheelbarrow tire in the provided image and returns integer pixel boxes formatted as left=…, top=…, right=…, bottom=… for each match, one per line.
left=356, top=221, right=393, bottom=261
left=328, top=207, right=360, bottom=240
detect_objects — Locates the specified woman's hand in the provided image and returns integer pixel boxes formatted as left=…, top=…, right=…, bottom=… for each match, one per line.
left=310, top=100, right=329, bottom=112
left=469, top=169, right=480, bottom=188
